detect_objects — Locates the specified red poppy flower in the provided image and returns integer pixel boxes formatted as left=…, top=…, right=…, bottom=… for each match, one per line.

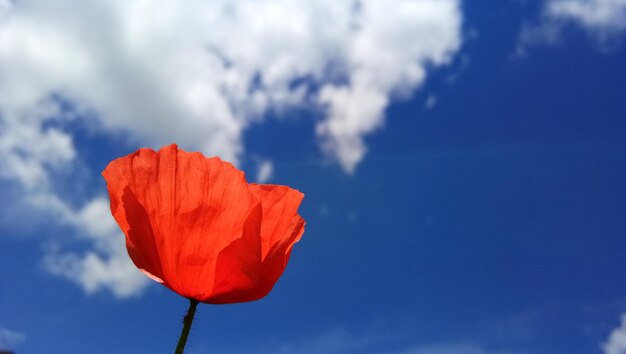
left=102, top=144, right=305, bottom=304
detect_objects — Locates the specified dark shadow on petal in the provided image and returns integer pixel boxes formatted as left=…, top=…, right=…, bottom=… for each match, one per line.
left=205, top=203, right=263, bottom=304
left=122, top=186, right=168, bottom=288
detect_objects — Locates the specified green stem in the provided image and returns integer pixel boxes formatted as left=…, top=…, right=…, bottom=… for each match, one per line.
left=174, top=298, right=199, bottom=354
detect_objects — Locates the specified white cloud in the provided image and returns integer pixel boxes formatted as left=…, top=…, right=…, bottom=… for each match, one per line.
left=0, top=326, right=25, bottom=349
left=255, top=159, right=274, bottom=183
left=0, top=0, right=462, bottom=171
left=518, top=0, right=626, bottom=54
left=42, top=197, right=149, bottom=298
left=317, top=0, right=462, bottom=172
left=0, top=0, right=462, bottom=296
left=425, top=95, right=438, bottom=109
left=547, top=0, right=626, bottom=33
left=603, top=313, right=626, bottom=354
left=44, top=248, right=149, bottom=298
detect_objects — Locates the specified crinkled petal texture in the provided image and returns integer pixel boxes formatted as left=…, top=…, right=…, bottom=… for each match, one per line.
left=102, top=144, right=305, bottom=304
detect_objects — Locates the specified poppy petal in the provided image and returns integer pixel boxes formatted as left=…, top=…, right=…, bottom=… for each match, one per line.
left=102, top=144, right=263, bottom=301
left=232, top=184, right=306, bottom=301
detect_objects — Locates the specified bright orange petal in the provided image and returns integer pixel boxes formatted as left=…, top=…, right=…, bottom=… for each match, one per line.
left=229, top=184, right=305, bottom=302
left=102, top=144, right=263, bottom=301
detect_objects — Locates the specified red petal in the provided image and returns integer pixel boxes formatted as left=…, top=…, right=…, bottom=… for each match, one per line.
left=225, top=184, right=305, bottom=302
left=102, top=144, right=262, bottom=301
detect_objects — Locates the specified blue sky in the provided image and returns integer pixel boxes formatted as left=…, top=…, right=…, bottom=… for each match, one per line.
left=1, top=0, right=626, bottom=353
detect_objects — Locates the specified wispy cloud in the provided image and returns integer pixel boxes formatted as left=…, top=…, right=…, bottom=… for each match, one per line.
left=425, top=95, right=438, bottom=110
left=194, top=326, right=522, bottom=354
left=0, top=326, right=25, bottom=350
left=293, top=334, right=522, bottom=354
left=602, top=313, right=626, bottom=354
left=517, top=0, right=626, bottom=55
left=272, top=327, right=390, bottom=354
left=393, top=343, right=490, bottom=354
left=42, top=197, right=149, bottom=298
left=255, top=159, right=274, bottom=183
